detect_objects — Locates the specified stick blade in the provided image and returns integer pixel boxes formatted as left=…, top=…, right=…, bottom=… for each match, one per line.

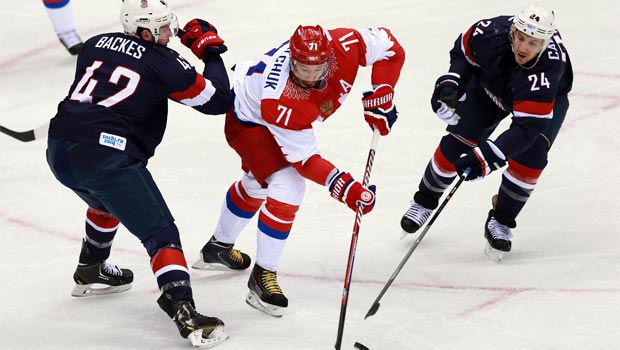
left=364, top=302, right=380, bottom=319
left=0, top=125, right=36, bottom=142
left=354, top=342, right=370, bottom=350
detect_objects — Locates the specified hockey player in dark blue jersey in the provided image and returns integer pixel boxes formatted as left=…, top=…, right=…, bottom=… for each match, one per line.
left=46, top=0, right=230, bottom=347
left=400, top=4, right=573, bottom=262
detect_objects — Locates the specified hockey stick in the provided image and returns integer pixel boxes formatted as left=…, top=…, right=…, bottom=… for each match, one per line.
left=364, top=168, right=470, bottom=319
left=334, top=128, right=381, bottom=350
left=0, top=122, right=49, bottom=142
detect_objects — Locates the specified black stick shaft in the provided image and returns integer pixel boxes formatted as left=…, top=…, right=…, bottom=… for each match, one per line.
left=364, top=169, right=470, bottom=319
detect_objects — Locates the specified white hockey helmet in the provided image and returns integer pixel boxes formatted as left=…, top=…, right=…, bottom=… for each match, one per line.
left=119, top=0, right=178, bottom=42
left=513, top=4, right=556, bottom=40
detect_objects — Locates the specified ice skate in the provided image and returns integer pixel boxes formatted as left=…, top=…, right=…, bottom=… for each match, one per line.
left=246, top=264, right=288, bottom=317
left=192, top=236, right=251, bottom=271
left=400, top=192, right=437, bottom=235
left=400, top=201, right=432, bottom=234
left=484, top=209, right=514, bottom=263
left=71, top=240, right=133, bottom=297
left=157, top=294, right=228, bottom=348
left=58, top=30, right=83, bottom=55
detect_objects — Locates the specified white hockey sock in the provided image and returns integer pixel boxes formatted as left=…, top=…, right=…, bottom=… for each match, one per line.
left=44, top=1, right=77, bottom=34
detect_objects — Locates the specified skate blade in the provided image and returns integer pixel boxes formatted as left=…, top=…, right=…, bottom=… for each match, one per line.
left=71, top=283, right=132, bottom=297
left=191, top=259, right=238, bottom=272
left=400, top=230, right=413, bottom=240
left=187, top=326, right=229, bottom=348
left=484, top=243, right=506, bottom=263
left=245, top=290, right=285, bottom=318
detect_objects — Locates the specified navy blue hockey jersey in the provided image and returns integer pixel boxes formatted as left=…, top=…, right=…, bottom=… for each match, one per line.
left=49, top=32, right=230, bottom=161
left=448, top=15, right=573, bottom=157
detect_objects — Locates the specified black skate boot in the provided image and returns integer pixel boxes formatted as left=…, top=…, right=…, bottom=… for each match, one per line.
left=400, top=192, right=438, bottom=234
left=157, top=294, right=228, bottom=347
left=57, top=30, right=83, bottom=55
left=192, top=236, right=251, bottom=271
left=246, top=264, right=288, bottom=317
left=71, top=240, right=133, bottom=297
left=484, top=209, right=516, bottom=263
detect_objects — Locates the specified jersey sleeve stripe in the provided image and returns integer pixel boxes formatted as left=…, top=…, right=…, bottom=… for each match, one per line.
left=169, top=73, right=216, bottom=107
left=460, top=28, right=480, bottom=67
left=513, top=99, right=554, bottom=119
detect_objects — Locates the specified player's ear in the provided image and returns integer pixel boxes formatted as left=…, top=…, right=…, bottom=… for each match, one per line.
left=139, top=28, right=154, bottom=42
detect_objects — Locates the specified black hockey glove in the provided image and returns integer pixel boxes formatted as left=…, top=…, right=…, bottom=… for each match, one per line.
left=431, top=73, right=460, bottom=125
left=454, top=140, right=507, bottom=181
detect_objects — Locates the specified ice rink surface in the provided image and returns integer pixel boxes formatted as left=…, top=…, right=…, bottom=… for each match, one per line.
left=1, top=1, right=619, bottom=349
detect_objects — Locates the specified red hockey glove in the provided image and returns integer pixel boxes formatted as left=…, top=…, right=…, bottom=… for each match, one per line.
left=453, top=140, right=507, bottom=181
left=362, top=84, right=398, bottom=136
left=328, top=171, right=376, bottom=214
left=178, top=19, right=227, bottom=59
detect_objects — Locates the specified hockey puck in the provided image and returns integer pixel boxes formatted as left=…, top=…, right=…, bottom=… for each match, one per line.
left=354, top=342, right=369, bottom=350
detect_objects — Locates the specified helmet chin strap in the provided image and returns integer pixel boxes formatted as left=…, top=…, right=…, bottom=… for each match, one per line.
left=513, top=47, right=545, bottom=70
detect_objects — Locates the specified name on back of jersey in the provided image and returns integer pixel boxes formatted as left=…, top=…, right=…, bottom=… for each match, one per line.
left=265, top=48, right=290, bottom=90
left=94, top=36, right=146, bottom=59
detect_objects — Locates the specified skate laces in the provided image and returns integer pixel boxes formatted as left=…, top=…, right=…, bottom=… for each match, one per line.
left=261, top=270, right=283, bottom=295
left=404, top=201, right=432, bottom=225
left=229, top=249, right=245, bottom=264
left=488, top=217, right=513, bottom=240
left=209, top=239, right=243, bottom=263
left=178, top=302, right=199, bottom=320
left=101, top=262, right=124, bottom=276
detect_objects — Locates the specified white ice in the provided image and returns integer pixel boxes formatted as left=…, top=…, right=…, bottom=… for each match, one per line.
left=1, top=1, right=619, bottom=349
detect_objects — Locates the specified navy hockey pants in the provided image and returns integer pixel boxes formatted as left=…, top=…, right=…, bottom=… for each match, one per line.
left=447, top=85, right=569, bottom=148
left=46, top=138, right=176, bottom=241
left=440, top=85, right=570, bottom=220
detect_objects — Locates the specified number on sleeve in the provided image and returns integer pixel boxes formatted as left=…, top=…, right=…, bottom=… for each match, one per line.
left=176, top=56, right=192, bottom=70
left=338, top=31, right=359, bottom=52
left=472, top=20, right=492, bottom=36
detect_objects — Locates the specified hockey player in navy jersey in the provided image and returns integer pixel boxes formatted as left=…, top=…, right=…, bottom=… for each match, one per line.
left=46, top=0, right=230, bottom=347
left=400, top=4, right=573, bottom=262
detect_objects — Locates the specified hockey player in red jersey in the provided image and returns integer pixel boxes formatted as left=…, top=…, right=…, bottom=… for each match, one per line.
left=46, top=0, right=230, bottom=346
left=400, top=4, right=573, bottom=262
left=192, top=25, right=405, bottom=316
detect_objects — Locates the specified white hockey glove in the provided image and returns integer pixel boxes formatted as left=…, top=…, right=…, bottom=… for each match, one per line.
left=435, top=101, right=460, bottom=125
